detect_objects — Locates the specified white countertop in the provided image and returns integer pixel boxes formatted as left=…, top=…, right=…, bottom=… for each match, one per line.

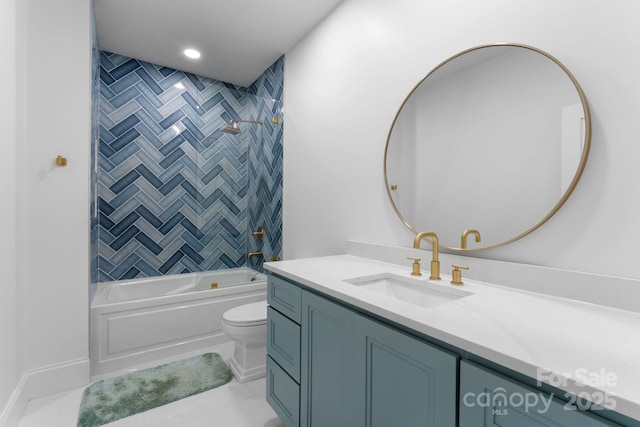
left=265, top=254, right=640, bottom=421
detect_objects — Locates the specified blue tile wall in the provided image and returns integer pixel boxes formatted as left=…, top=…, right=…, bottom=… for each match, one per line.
left=247, top=59, right=284, bottom=270
left=93, top=52, right=283, bottom=282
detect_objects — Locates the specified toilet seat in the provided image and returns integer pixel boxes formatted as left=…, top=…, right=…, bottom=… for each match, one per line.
left=222, top=300, right=267, bottom=327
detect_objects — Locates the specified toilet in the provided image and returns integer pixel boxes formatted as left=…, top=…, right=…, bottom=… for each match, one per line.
left=221, top=300, right=268, bottom=383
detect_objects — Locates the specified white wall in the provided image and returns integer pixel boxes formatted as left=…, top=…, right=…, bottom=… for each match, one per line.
left=283, top=0, right=640, bottom=279
left=0, top=0, right=19, bottom=412
left=1, top=0, right=91, bottom=417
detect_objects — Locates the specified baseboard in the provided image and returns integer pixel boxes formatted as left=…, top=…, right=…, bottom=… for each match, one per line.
left=0, top=358, right=90, bottom=427
left=0, top=374, right=28, bottom=427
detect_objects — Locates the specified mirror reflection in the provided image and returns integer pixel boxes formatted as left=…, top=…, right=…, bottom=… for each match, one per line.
left=385, top=44, right=590, bottom=250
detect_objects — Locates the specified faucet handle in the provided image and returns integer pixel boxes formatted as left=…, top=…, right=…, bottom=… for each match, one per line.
left=407, top=257, right=422, bottom=276
left=451, top=264, right=469, bottom=286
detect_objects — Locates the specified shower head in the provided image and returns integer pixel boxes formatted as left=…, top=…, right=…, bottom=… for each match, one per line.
left=222, top=120, right=241, bottom=135
left=221, top=119, right=263, bottom=135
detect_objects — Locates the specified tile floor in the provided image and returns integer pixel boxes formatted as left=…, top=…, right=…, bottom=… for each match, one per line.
left=17, top=343, right=284, bottom=427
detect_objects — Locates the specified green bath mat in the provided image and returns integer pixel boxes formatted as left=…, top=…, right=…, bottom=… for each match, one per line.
left=77, top=353, right=233, bottom=427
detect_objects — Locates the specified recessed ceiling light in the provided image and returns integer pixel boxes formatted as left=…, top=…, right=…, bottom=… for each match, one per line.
left=184, top=49, right=201, bottom=59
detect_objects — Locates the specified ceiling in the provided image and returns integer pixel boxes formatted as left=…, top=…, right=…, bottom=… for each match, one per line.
left=94, top=0, right=344, bottom=87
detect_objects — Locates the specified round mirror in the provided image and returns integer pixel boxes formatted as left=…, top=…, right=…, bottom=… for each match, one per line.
left=384, top=44, right=591, bottom=251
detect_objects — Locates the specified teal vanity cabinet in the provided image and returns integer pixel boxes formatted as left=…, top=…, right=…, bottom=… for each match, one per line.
left=266, top=274, right=458, bottom=427
left=266, top=275, right=302, bottom=427
left=353, top=299, right=458, bottom=427
left=459, top=361, right=620, bottom=427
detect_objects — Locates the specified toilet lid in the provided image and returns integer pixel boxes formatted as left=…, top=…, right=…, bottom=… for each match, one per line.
left=223, top=300, right=267, bottom=327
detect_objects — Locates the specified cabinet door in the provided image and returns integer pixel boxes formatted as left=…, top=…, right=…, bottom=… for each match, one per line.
left=460, top=361, right=620, bottom=427
left=355, top=316, right=458, bottom=427
left=301, top=291, right=358, bottom=427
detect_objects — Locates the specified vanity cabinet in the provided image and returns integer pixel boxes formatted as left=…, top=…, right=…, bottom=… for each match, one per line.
left=459, top=361, right=620, bottom=427
left=267, top=274, right=458, bottom=427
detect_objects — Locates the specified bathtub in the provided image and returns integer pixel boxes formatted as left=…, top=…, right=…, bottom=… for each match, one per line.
left=90, top=267, right=267, bottom=376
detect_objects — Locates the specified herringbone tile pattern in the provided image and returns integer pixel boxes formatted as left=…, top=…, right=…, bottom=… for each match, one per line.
left=93, top=52, right=283, bottom=282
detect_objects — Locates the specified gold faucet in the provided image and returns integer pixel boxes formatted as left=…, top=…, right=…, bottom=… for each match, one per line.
left=461, top=229, right=481, bottom=249
left=247, top=251, right=263, bottom=260
left=413, top=232, right=440, bottom=280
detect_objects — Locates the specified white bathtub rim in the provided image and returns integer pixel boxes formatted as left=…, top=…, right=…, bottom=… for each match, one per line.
left=92, top=267, right=267, bottom=307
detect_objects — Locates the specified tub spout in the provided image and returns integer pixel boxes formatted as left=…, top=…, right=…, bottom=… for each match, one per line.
left=247, top=251, right=263, bottom=260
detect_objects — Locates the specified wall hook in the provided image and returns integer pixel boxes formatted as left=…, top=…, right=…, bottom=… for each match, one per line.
left=56, top=155, right=67, bottom=166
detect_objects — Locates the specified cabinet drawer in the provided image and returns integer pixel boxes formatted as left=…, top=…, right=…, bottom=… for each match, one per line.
left=267, top=356, right=300, bottom=427
left=268, top=275, right=302, bottom=323
left=268, top=307, right=301, bottom=382
left=460, top=361, right=620, bottom=427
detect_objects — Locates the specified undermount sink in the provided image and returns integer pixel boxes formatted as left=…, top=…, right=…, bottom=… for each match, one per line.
left=343, top=273, right=473, bottom=308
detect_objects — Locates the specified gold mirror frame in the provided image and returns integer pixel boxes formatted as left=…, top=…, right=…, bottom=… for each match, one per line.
left=384, top=43, right=592, bottom=251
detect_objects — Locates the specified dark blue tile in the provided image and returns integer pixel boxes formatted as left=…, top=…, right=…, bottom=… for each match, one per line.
left=159, top=110, right=185, bottom=130
left=180, top=180, right=199, bottom=200
left=180, top=231, right=204, bottom=252
left=159, top=132, right=185, bottom=156
left=136, top=68, right=164, bottom=95
left=180, top=116, right=205, bottom=140
left=110, top=114, right=140, bottom=137
left=110, top=128, right=140, bottom=152
left=159, top=67, right=176, bottom=77
left=201, top=164, right=223, bottom=185
left=100, top=51, right=116, bottom=70
left=158, top=173, right=185, bottom=196
left=110, top=58, right=141, bottom=80
left=181, top=218, right=204, bottom=239
left=99, top=212, right=115, bottom=229
left=201, top=188, right=222, bottom=210
left=135, top=94, right=164, bottom=123
left=100, top=65, right=115, bottom=85
left=139, top=61, right=165, bottom=84
left=181, top=92, right=203, bottom=116
left=136, top=121, right=164, bottom=149
left=98, top=197, right=115, bottom=215
left=159, top=148, right=185, bottom=169
left=220, top=100, right=239, bottom=119
left=109, top=211, right=140, bottom=236
left=220, top=194, right=241, bottom=215
left=185, top=73, right=206, bottom=91
left=201, top=92, right=224, bottom=112
left=99, top=140, right=116, bottom=158
left=135, top=164, right=163, bottom=189
left=181, top=129, right=199, bottom=150
left=159, top=250, right=184, bottom=274
left=220, top=218, right=240, bottom=237
left=109, top=225, right=140, bottom=251
left=135, top=232, right=163, bottom=255
left=181, top=243, right=204, bottom=264
left=159, top=212, right=185, bottom=235
left=121, top=267, right=141, bottom=280
left=135, top=205, right=163, bottom=228
left=219, top=253, right=238, bottom=268
left=110, top=170, right=140, bottom=194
